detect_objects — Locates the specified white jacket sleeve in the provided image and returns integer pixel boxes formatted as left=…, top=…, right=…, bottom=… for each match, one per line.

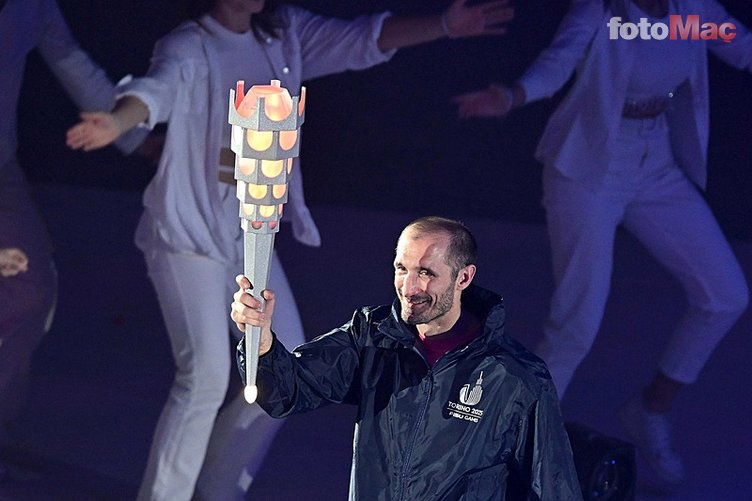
left=285, top=7, right=396, bottom=82
left=517, top=0, right=604, bottom=103
left=702, top=0, right=752, bottom=73
left=116, top=26, right=200, bottom=131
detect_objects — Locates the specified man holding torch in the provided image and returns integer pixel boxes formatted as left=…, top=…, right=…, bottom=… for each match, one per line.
left=231, top=216, right=583, bottom=500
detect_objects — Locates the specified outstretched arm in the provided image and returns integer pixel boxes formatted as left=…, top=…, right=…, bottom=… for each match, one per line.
left=704, top=0, right=752, bottom=72
left=378, top=0, right=514, bottom=51
left=66, top=95, right=148, bottom=152
left=453, top=0, right=603, bottom=119
left=296, top=0, right=513, bottom=82
left=453, top=83, right=526, bottom=119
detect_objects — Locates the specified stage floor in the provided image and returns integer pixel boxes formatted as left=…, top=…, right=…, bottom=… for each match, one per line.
left=1, top=184, right=751, bottom=500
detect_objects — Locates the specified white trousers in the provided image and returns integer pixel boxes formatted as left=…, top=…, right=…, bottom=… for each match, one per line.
left=535, top=116, right=749, bottom=398
left=136, top=247, right=305, bottom=501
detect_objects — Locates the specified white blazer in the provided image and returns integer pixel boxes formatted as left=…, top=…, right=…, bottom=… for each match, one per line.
left=518, top=0, right=752, bottom=189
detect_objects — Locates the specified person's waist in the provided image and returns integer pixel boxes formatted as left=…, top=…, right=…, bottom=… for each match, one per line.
left=622, top=93, right=673, bottom=119
left=619, top=113, right=669, bottom=134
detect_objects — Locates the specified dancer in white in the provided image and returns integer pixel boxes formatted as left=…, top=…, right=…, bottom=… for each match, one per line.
left=454, top=0, right=751, bottom=484
left=67, top=0, right=513, bottom=499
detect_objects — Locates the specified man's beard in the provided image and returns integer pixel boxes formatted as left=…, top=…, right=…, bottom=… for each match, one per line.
left=401, top=283, right=454, bottom=326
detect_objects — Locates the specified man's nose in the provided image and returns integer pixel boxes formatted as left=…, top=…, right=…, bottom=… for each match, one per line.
left=403, top=272, right=421, bottom=295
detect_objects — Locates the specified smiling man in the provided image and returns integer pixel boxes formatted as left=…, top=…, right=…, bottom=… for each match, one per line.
left=231, top=216, right=582, bottom=500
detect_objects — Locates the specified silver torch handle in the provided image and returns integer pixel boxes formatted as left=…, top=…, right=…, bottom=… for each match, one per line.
left=243, top=231, right=275, bottom=403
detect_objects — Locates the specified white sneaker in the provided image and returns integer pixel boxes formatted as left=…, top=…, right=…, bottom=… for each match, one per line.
left=616, top=392, right=685, bottom=484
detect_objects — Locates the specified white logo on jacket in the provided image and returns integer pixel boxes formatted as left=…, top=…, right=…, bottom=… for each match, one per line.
left=447, top=372, right=485, bottom=423
left=459, top=371, right=484, bottom=405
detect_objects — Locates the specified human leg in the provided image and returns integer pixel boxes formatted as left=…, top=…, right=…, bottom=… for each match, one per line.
left=136, top=250, right=234, bottom=501
left=624, top=168, right=748, bottom=400
left=615, top=126, right=747, bottom=483
left=534, top=168, right=625, bottom=398
left=0, top=158, right=56, bottom=437
left=194, top=251, right=306, bottom=500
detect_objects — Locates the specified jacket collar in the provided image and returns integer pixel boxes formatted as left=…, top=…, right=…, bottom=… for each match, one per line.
left=377, top=284, right=506, bottom=348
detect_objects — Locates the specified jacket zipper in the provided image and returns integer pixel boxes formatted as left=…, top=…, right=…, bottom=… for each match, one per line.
left=397, top=369, right=433, bottom=501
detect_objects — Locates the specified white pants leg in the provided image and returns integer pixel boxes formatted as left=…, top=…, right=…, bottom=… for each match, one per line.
left=535, top=116, right=748, bottom=397
left=136, top=246, right=305, bottom=501
left=136, top=249, right=234, bottom=501
left=622, top=167, right=749, bottom=383
left=194, top=255, right=305, bottom=501
left=535, top=168, right=626, bottom=397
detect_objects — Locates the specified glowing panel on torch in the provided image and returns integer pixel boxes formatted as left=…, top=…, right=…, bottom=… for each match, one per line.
left=247, top=129, right=273, bottom=151
left=238, top=157, right=256, bottom=176
left=279, top=130, right=297, bottom=150
left=249, top=184, right=267, bottom=199
left=261, top=159, right=284, bottom=178
left=259, top=205, right=275, bottom=218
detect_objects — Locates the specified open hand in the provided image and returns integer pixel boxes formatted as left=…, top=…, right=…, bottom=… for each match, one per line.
left=453, top=85, right=513, bottom=119
left=444, top=0, right=514, bottom=38
left=66, top=111, right=121, bottom=151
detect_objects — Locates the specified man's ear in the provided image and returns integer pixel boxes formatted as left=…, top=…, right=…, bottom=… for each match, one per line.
left=455, top=264, right=476, bottom=291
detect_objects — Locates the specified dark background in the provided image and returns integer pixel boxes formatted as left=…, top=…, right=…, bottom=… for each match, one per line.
left=17, top=0, right=752, bottom=238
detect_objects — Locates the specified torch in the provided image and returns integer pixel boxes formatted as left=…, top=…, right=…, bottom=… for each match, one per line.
left=228, top=79, right=306, bottom=403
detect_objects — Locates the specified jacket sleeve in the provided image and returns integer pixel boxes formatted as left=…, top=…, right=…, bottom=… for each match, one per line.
left=701, top=0, right=752, bottom=72
left=285, top=7, right=396, bottom=82
left=517, top=0, right=603, bottom=104
left=116, top=26, right=203, bottom=130
left=237, top=310, right=367, bottom=418
left=515, top=382, right=583, bottom=500
left=36, top=0, right=146, bottom=153
left=36, top=0, right=114, bottom=115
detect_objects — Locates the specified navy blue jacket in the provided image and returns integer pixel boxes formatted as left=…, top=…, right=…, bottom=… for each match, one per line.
left=239, top=285, right=582, bottom=500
